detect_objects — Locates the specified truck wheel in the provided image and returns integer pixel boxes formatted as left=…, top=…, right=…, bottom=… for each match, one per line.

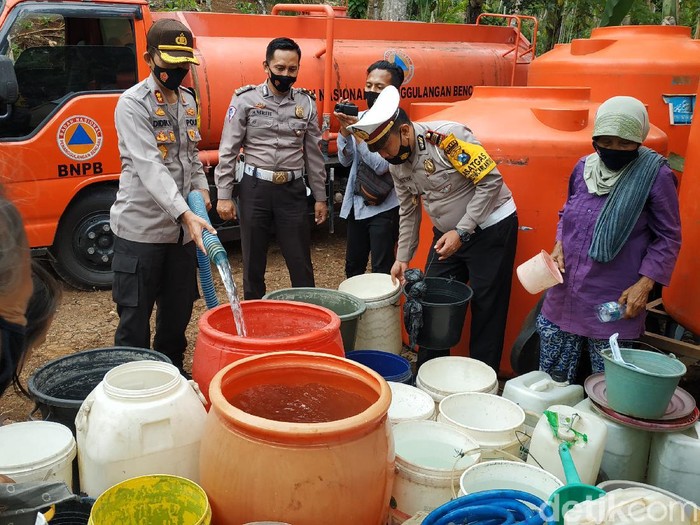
left=51, top=186, right=117, bottom=290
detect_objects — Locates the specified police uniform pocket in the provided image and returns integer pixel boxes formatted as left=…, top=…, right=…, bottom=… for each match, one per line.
left=249, top=117, right=274, bottom=128
left=112, top=253, right=139, bottom=308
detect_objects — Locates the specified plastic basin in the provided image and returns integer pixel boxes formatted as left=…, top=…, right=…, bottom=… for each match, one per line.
left=262, top=287, right=366, bottom=352
left=346, top=350, right=412, bottom=384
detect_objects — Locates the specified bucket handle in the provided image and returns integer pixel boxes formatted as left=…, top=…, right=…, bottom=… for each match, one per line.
left=593, top=339, right=678, bottom=360
left=28, top=402, right=47, bottom=421
left=188, top=379, right=208, bottom=406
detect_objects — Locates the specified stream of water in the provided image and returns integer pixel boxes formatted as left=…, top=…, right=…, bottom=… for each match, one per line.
left=216, top=259, right=248, bottom=337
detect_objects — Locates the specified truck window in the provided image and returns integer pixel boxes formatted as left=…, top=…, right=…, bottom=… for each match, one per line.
left=0, top=7, right=137, bottom=139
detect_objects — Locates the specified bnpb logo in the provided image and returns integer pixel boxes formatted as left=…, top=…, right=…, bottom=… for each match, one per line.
left=384, top=49, right=415, bottom=85
left=57, top=116, right=103, bottom=161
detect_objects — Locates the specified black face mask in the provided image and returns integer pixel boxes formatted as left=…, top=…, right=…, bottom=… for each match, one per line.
left=269, top=72, right=297, bottom=93
left=364, top=91, right=380, bottom=109
left=153, top=65, right=189, bottom=91
left=593, top=142, right=640, bottom=171
left=386, top=135, right=413, bottom=165
left=0, top=316, right=26, bottom=396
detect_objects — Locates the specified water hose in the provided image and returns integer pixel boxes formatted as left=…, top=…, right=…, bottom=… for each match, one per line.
left=186, top=191, right=228, bottom=309
left=422, top=489, right=552, bottom=525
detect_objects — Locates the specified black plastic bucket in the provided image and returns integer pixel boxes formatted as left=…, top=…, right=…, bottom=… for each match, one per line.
left=404, top=277, right=473, bottom=350
left=49, top=497, right=94, bottom=525
left=27, top=347, right=171, bottom=435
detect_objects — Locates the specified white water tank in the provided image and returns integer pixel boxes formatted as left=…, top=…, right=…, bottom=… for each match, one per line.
left=527, top=404, right=607, bottom=485
left=338, top=273, right=402, bottom=355
left=76, top=361, right=207, bottom=498
left=502, top=371, right=584, bottom=434
left=574, top=398, right=651, bottom=482
left=647, top=422, right=700, bottom=505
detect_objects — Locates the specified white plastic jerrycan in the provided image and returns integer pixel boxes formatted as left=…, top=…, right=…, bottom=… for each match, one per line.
left=76, top=361, right=207, bottom=498
left=502, top=371, right=584, bottom=434
left=647, top=422, right=700, bottom=505
left=527, top=404, right=607, bottom=485
left=574, top=398, right=651, bottom=482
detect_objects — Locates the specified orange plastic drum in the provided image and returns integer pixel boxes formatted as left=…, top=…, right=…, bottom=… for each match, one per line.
left=529, top=26, right=700, bottom=164
left=199, top=351, right=394, bottom=525
left=663, top=82, right=700, bottom=334
left=192, top=300, right=344, bottom=401
left=407, top=86, right=668, bottom=375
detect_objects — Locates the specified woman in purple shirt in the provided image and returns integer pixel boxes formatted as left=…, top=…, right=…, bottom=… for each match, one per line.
left=537, top=96, right=682, bottom=383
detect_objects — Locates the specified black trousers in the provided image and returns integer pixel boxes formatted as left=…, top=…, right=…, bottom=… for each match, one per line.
left=417, top=213, right=519, bottom=373
left=238, top=174, right=314, bottom=299
left=112, top=235, right=198, bottom=370
left=345, top=206, right=399, bottom=278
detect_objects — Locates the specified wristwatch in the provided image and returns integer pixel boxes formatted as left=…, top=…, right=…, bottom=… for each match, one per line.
left=455, top=228, right=470, bottom=244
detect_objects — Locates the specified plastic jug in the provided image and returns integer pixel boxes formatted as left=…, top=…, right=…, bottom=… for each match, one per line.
left=76, top=361, right=207, bottom=498
left=527, top=404, right=607, bottom=485
left=502, top=371, right=584, bottom=434
left=574, top=398, right=651, bottom=482
left=647, top=422, right=700, bottom=505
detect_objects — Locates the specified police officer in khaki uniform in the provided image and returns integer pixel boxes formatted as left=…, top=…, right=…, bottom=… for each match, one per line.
left=215, top=37, right=328, bottom=300
left=110, top=19, right=215, bottom=375
left=349, top=86, right=518, bottom=372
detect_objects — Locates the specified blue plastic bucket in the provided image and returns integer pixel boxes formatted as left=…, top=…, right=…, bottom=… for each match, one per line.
left=346, top=350, right=412, bottom=384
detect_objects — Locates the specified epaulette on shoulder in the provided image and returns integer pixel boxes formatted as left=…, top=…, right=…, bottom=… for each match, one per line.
left=295, top=87, right=316, bottom=100
left=235, top=84, right=257, bottom=96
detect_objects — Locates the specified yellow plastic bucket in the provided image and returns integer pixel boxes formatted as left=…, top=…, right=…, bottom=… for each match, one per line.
left=88, top=475, right=210, bottom=525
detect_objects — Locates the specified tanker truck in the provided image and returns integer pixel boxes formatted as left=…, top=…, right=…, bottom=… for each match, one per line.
left=0, top=0, right=535, bottom=289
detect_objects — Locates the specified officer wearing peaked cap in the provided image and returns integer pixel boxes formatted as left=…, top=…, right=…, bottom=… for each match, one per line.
left=349, top=86, right=519, bottom=373
left=215, top=37, right=328, bottom=300
left=110, top=19, right=215, bottom=377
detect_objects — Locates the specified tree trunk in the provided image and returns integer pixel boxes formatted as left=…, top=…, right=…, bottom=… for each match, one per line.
left=381, top=0, right=408, bottom=20
left=465, top=0, right=483, bottom=24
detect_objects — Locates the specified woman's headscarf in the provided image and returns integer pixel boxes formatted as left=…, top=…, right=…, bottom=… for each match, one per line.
left=583, top=96, right=650, bottom=195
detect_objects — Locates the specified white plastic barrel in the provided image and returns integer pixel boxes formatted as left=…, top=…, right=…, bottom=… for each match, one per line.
left=416, top=356, right=498, bottom=413
left=527, top=404, right=607, bottom=485
left=647, top=422, right=700, bottom=505
left=388, top=382, right=435, bottom=425
left=0, top=421, right=76, bottom=487
left=459, top=460, right=563, bottom=503
left=338, top=273, right=402, bottom=355
left=76, top=361, right=207, bottom=498
left=438, top=392, right=525, bottom=449
left=502, top=371, right=584, bottom=434
left=575, top=398, right=651, bottom=482
left=391, top=420, right=481, bottom=524
left=565, top=488, right=695, bottom=525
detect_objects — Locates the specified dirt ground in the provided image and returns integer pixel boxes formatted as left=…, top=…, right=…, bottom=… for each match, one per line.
left=0, top=223, right=354, bottom=424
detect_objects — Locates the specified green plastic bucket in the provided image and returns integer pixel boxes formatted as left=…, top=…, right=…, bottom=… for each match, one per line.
left=262, top=288, right=366, bottom=352
left=601, top=348, right=686, bottom=419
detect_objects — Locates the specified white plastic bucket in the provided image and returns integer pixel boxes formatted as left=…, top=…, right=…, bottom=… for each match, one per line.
left=76, top=361, right=207, bottom=498
left=0, top=421, right=76, bottom=487
left=388, top=382, right=435, bottom=425
left=516, top=250, right=563, bottom=294
left=338, top=273, right=402, bottom=355
left=391, top=420, right=481, bottom=524
left=438, top=392, right=525, bottom=447
left=459, top=460, right=564, bottom=504
left=416, top=356, right=498, bottom=411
